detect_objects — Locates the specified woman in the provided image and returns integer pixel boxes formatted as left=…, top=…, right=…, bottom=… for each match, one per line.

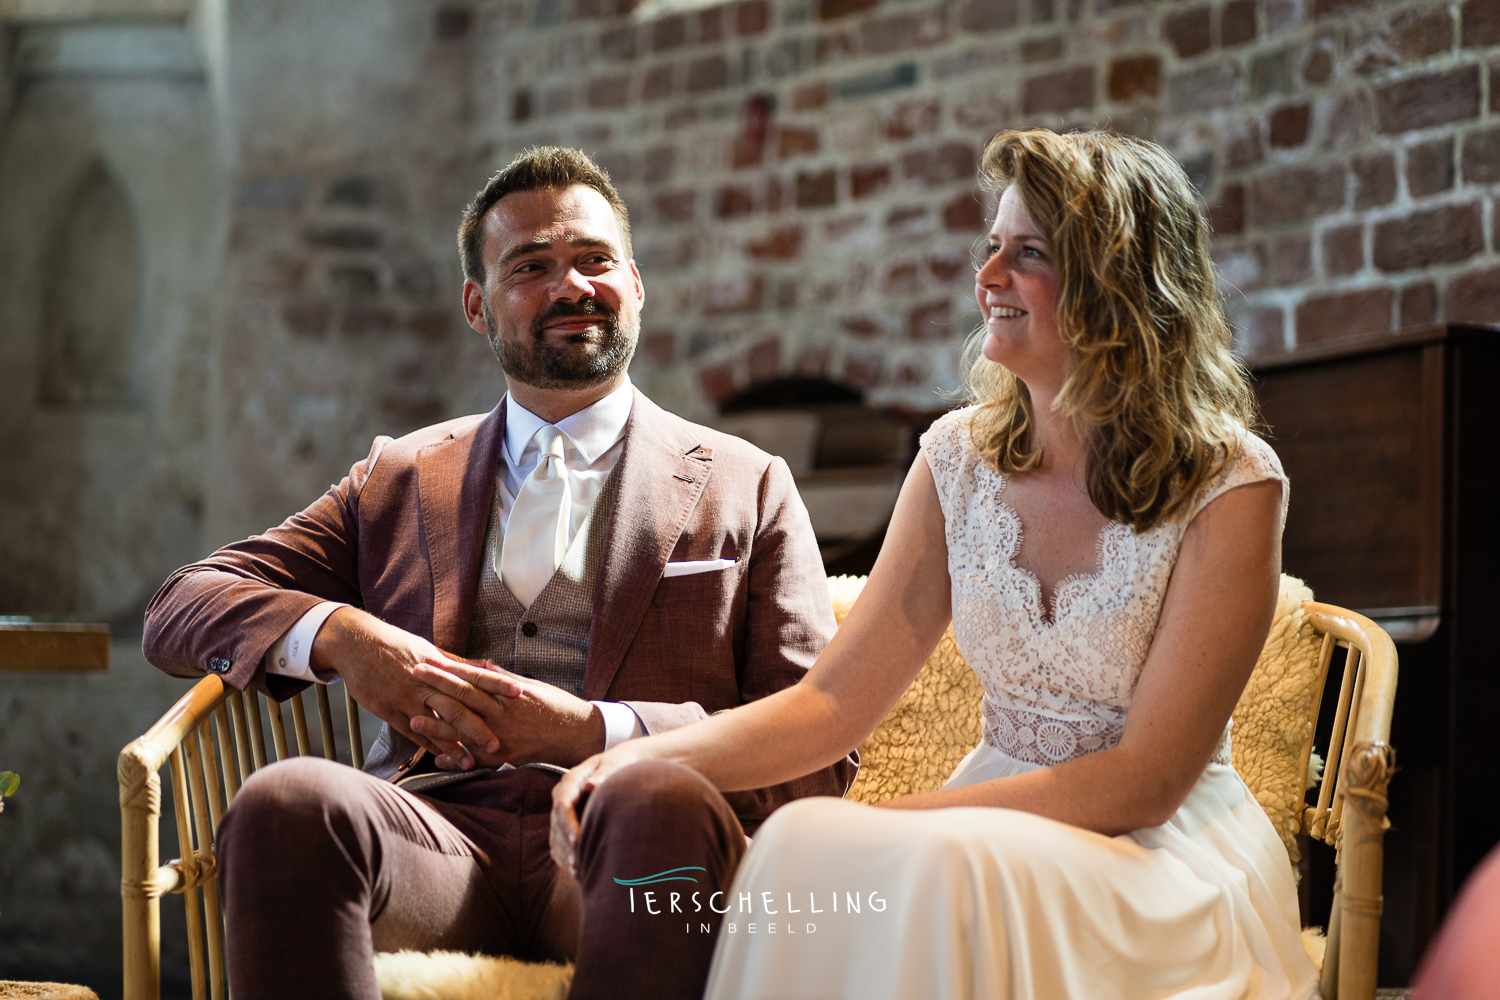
left=570, top=128, right=1317, bottom=997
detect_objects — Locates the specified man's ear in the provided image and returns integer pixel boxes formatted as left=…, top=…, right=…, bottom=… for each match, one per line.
left=629, top=260, right=645, bottom=310
left=462, top=279, right=488, bottom=336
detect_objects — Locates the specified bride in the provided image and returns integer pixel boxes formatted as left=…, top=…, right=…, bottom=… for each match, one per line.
left=552, top=128, right=1319, bottom=999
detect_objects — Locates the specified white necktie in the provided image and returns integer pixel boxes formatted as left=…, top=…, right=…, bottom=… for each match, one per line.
left=500, top=424, right=572, bottom=608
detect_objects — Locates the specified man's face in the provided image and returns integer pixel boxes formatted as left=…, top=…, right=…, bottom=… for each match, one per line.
left=466, top=185, right=643, bottom=391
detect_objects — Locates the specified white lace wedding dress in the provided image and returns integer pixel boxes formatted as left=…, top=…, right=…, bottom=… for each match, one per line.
left=703, top=408, right=1320, bottom=1000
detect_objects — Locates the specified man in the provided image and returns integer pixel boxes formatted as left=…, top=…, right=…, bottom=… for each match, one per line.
left=143, top=147, right=854, bottom=1000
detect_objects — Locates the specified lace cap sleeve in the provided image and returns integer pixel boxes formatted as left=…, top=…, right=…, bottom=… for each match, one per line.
left=918, top=406, right=979, bottom=524
left=1191, top=430, right=1289, bottom=529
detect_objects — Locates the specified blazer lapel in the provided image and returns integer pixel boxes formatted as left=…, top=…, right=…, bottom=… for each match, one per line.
left=584, top=390, right=713, bottom=699
left=418, top=399, right=506, bottom=652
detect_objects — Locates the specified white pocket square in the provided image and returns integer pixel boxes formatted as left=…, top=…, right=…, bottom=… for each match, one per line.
left=663, top=558, right=738, bottom=578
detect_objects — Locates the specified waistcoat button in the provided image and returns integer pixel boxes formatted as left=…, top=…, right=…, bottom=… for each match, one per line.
left=521, top=621, right=538, bottom=637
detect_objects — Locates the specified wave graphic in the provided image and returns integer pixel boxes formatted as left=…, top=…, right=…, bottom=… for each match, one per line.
left=613, top=866, right=708, bottom=886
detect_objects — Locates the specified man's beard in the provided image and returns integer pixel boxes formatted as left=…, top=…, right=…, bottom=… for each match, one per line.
left=483, top=298, right=638, bottom=390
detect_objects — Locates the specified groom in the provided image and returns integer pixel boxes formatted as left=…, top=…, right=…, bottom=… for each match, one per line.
left=142, top=147, right=855, bottom=1000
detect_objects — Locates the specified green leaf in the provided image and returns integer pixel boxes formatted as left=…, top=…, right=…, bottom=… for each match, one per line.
left=0, top=771, right=19, bottom=797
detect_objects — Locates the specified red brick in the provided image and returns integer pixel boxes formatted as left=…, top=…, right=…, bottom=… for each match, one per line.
left=715, top=186, right=756, bottom=218
left=652, top=14, right=686, bottom=51
left=1493, top=64, right=1500, bottom=113
left=1461, top=127, right=1500, bottom=184
left=863, top=8, right=947, bottom=53
left=888, top=205, right=931, bottom=234
left=1273, top=235, right=1312, bottom=286
left=776, top=126, right=819, bottom=160
left=656, top=190, right=696, bottom=223
left=746, top=225, right=805, bottom=259
left=929, top=250, right=971, bottom=283
left=1108, top=56, right=1160, bottom=100
left=699, top=363, right=738, bottom=404
left=958, top=0, right=1019, bottom=32
left=687, top=55, right=730, bottom=92
left=1322, top=225, right=1363, bottom=277
left=1323, top=89, right=1372, bottom=150
left=736, top=0, right=771, bottom=35
left=1353, top=152, right=1397, bottom=208
left=641, top=331, right=675, bottom=366
left=796, top=170, right=838, bottom=208
left=283, top=301, right=331, bottom=338
left=304, top=224, right=381, bottom=250
left=586, top=73, right=630, bottom=109
left=792, top=82, right=829, bottom=111
left=908, top=300, right=953, bottom=340
left=819, top=0, right=877, bottom=20
left=1164, top=7, right=1211, bottom=58
left=1210, top=183, right=1245, bottom=235
left=1376, top=66, right=1481, bottom=133
left=1252, top=165, right=1345, bottom=226
left=697, top=5, right=724, bottom=41
left=747, top=337, right=781, bottom=381
left=1387, top=6, right=1454, bottom=60
left=844, top=350, right=883, bottom=390
left=1462, top=0, right=1500, bottom=46
left=1445, top=266, right=1500, bottom=323
left=1374, top=202, right=1484, bottom=272
left=1314, top=0, right=1373, bottom=18
left=600, top=25, right=637, bottom=60
left=1406, top=138, right=1455, bottom=198
left=1022, top=36, right=1064, bottom=62
left=1023, top=66, right=1095, bottom=115
left=840, top=315, right=884, bottom=338
left=1168, top=60, right=1244, bottom=113
left=341, top=306, right=397, bottom=336
left=1220, top=0, right=1257, bottom=46
left=643, top=66, right=673, bottom=101
left=796, top=347, right=831, bottom=377
left=1399, top=283, right=1438, bottom=328
left=703, top=275, right=766, bottom=314
left=1302, top=46, right=1333, bottom=85
left=435, top=6, right=472, bottom=39
left=885, top=259, right=922, bottom=292
left=903, top=143, right=977, bottom=186
left=1295, top=288, right=1393, bottom=344
left=775, top=279, right=799, bottom=309
left=882, top=99, right=941, bottom=140
left=1225, top=120, right=1263, bottom=169
left=851, top=163, right=892, bottom=199
left=512, top=90, right=533, bottom=121
left=1268, top=103, right=1310, bottom=148
left=943, top=191, right=987, bottom=230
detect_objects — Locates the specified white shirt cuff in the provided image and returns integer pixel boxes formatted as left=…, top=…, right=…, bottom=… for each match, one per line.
left=263, top=602, right=347, bottom=683
left=593, top=700, right=646, bottom=750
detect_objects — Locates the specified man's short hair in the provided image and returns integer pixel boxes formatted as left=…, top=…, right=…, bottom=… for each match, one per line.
left=457, top=147, right=633, bottom=283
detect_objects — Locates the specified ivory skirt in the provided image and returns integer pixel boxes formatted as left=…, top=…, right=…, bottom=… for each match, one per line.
left=703, top=744, right=1319, bottom=1000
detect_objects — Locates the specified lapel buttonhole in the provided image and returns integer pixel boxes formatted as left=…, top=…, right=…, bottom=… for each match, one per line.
left=673, top=474, right=694, bottom=483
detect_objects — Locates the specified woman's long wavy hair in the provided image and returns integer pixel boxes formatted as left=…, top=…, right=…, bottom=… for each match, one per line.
left=965, top=128, right=1257, bottom=531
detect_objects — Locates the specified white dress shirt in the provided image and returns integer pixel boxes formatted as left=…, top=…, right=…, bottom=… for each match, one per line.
left=264, top=378, right=646, bottom=749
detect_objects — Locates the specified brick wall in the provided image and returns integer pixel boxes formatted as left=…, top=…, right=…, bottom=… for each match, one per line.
left=214, top=0, right=1498, bottom=534
left=465, top=0, right=1500, bottom=408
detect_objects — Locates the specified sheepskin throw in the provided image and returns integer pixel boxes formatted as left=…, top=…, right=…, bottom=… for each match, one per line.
left=833, top=575, right=985, bottom=805
left=374, top=951, right=571, bottom=1000
left=1230, top=574, right=1325, bottom=866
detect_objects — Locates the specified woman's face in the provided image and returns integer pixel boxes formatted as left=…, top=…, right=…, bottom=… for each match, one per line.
left=974, top=187, right=1068, bottom=393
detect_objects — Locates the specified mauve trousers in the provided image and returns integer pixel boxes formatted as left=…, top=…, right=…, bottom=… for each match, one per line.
left=217, top=757, right=746, bottom=1000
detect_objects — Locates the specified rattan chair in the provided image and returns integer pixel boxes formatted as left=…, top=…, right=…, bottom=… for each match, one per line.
left=119, top=591, right=1397, bottom=1000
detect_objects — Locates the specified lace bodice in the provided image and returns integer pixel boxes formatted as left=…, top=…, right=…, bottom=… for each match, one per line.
left=922, top=408, right=1288, bottom=768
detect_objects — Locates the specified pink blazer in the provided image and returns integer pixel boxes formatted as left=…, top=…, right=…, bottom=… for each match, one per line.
left=143, top=389, right=855, bottom=829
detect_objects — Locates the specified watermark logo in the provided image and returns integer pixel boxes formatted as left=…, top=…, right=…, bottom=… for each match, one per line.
left=613, top=866, right=707, bottom=886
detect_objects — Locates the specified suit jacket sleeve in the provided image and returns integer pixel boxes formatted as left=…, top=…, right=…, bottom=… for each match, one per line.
left=141, top=437, right=388, bottom=698
left=620, top=456, right=858, bottom=831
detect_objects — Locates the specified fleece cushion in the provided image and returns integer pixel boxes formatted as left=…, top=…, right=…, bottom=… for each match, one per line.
left=831, top=575, right=986, bottom=806
left=374, top=951, right=571, bottom=1000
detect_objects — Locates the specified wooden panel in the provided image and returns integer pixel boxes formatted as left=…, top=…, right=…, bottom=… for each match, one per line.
left=0, top=623, right=110, bottom=671
left=1254, top=345, right=1443, bottom=613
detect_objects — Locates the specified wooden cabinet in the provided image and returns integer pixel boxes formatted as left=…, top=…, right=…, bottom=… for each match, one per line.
left=1252, top=323, right=1500, bottom=984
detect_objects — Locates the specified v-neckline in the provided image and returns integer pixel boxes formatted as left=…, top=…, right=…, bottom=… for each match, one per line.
left=993, top=476, right=1115, bottom=629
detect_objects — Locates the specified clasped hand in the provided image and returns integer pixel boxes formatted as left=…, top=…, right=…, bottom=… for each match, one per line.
left=408, top=660, right=606, bottom=770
